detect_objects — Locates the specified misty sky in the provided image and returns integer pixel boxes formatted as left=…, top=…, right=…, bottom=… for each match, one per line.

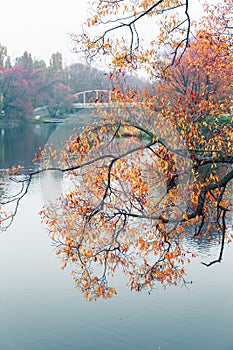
left=1, top=0, right=203, bottom=66
left=0, top=0, right=88, bottom=65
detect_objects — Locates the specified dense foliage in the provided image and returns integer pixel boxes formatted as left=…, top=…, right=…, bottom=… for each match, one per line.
left=0, top=47, right=147, bottom=120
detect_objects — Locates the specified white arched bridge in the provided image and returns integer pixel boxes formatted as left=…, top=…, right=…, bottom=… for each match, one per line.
left=73, top=89, right=140, bottom=110
left=73, top=90, right=113, bottom=109
left=34, top=89, right=139, bottom=122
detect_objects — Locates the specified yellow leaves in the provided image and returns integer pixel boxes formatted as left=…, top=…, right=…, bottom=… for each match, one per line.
left=178, top=225, right=184, bottom=234
left=32, top=154, right=40, bottom=163
left=164, top=251, right=176, bottom=261
left=138, top=236, right=149, bottom=251
left=7, top=165, right=21, bottom=176
left=51, top=232, right=56, bottom=241
left=37, top=101, right=233, bottom=302
left=91, top=15, right=98, bottom=26
left=85, top=249, right=93, bottom=259
left=61, top=262, right=67, bottom=270
left=79, top=273, right=117, bottom=301
left=183, top=212, right=189, bottom=221
left=23, top=0, right=233, bottom=302
left=103, top=42, right=111, bottom=51
left=191, top=193, right=199, bottom=206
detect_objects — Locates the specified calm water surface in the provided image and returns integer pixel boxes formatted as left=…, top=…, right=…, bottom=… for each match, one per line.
left=0, top=122, right=233, bottom=350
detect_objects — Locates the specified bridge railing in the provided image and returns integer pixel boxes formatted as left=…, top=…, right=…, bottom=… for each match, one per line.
left=73, top=89, right=144, bottom=109
left=73, top=90, right=113, bottom=108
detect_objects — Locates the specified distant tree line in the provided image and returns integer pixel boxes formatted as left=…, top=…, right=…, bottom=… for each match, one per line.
left=0, top=44, right=147, bottom=120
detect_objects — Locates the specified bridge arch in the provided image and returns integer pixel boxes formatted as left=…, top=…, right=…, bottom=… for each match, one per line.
left=73, top=89, right=113, bottom=109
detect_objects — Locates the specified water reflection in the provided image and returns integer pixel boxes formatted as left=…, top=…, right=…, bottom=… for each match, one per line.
left=1, top=180, right=233, bottom=350
left=0, top=123, right=56, bottom=170
left=1, top=123, right=233, bottom=349
left=1, top=122, right=232, bottom=286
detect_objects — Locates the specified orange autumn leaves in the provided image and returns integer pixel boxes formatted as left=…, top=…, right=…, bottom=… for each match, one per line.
left=39, top=121, right=192, bottom=301
left=73, top=0, right=190, bottom=71
left=39, top=0, right=233, bottom=300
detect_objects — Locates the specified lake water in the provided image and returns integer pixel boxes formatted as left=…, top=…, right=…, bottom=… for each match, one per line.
left=0, top=121, right=233, bottom=350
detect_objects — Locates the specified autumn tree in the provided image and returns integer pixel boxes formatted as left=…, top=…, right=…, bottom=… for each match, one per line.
left=33, top=58, right=47, bottom=70
left=0, top=44, right=7, bottom=67
left=15, top=51, right=34, bottom=72
left=1, top=0, right=233, bottom=300
left=49, top=52, right=63, bottom=72
left=4, top=56, right=12, bottom=69
left=155, top=28, right=233, bottom=147
left=64, top=63, right=111, bottom=93
left=156, top=32, right=233, bottom=107
left=64, top=62, right=147, bottom=95
left=44, top=82, right=74, bottom=117
left=0, top=66, right=34, bottom=120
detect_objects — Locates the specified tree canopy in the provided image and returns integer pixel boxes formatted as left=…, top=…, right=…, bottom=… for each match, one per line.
left=0, top=46, right=145, bottom=120
left=1, top=0, right=233, bottom=300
